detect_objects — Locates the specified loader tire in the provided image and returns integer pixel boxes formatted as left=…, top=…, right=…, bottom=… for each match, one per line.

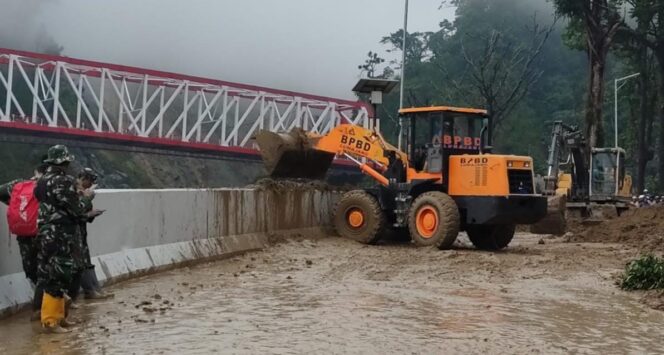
left=466, top=224, right=516, bottom=250
left=334, top=190, right=384, bottom=245
left=408, top=191, right=460, bottom=249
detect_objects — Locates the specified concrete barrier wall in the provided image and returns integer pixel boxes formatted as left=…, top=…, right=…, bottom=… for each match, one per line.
left=0, top=188, right=339, bottom=315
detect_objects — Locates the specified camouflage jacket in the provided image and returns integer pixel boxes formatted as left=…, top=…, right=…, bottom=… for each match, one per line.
left=0, top=179, right=20, bottom=205
left=36, top=166, right=92, bottom=226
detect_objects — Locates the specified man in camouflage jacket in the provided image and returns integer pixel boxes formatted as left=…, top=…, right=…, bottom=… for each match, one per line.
left=35, top=145, right=94, bottom=333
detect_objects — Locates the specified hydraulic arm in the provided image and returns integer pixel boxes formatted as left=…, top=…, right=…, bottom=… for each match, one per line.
left=255, top=124, right=407, bottom=185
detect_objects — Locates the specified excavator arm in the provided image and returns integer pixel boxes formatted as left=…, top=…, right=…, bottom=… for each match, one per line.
left=532, top=121, right=586, bottom=235
left=543, top=121, right=588, bottom=198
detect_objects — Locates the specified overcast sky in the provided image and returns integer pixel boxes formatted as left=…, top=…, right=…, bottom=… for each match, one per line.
left=27, top=0, right=454, bottom=100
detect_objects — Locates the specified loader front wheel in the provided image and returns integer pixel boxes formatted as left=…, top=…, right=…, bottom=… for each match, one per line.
left=334, top=190, right=384, bottom=245
left=408, top=191, right=460, bottom=249
left=466, top=224, right=516, bottom=250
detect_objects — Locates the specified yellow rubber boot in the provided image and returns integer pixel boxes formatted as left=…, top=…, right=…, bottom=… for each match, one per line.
left=41, top=293, right=69, bottom=333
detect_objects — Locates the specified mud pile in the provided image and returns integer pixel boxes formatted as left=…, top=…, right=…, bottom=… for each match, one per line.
left=643, top=290, right=664, bottom=311
left=569, top=206, right=664, bottom=253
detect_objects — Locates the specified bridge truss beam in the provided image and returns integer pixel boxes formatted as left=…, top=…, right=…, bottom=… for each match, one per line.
left=0, top=48, right=371, bottom=150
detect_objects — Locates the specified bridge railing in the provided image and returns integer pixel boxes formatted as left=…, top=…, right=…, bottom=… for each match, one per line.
left=0, top=48, right=371, bottom=150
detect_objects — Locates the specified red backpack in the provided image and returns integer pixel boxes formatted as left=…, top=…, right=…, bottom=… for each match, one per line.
left=7, top=180, right=39, bottom=237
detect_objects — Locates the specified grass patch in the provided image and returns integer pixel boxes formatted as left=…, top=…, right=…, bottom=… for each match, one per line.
left=620, top=255, right=664, bottom=291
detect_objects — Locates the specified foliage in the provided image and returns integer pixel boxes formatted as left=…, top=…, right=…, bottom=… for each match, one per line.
left=561, top=18, right=586, bottom=50
left=446, top=18, right=555, bottom=132
left=620, top=255, right=664, bottom=290
left=381, top=30, right=433, bottom=65
left=360, top=0, right=664, bottom=190
left=365, top=0, right=586, bottom=171
left=620, top=0, right=664, bottom=192
left=552, top=0, right=625, bottom=149
left=357, top=51, right=393, bottom=79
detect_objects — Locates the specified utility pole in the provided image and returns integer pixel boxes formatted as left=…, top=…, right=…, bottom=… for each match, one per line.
left=614, top=72, right=640, bottom=148
left=398, top=0, right=409, bottom=150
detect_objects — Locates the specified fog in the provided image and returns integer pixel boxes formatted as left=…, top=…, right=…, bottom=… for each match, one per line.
left=1, top=0, right=454, bottom=100
left=0, top=0, right=61, bottom=53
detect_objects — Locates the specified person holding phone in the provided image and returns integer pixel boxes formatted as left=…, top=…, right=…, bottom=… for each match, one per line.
left=68, top=168, right=112, bottom=303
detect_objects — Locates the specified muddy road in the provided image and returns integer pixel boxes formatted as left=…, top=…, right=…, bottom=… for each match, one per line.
left=1, top=233, right=663, bottom=354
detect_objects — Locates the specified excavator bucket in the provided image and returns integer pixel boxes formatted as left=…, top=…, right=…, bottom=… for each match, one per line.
left=530, top=194, right=567, bottom=235
left=254, top=129, right=335, bottom=180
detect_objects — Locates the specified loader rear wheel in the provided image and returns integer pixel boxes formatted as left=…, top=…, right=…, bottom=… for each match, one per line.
left=466, top=224, right=516, bottom=250
left=408, top=191, right=460, bottom=249
left=334, top=190, right=384, bottom=245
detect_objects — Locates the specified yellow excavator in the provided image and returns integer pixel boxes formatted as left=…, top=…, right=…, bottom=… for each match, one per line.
left=531, top=121, right=633, bottom=234
left=255, top=106, right=547, bottom=250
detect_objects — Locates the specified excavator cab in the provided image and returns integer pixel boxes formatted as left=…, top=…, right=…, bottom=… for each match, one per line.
left=590, top=148, right=629, bottom=200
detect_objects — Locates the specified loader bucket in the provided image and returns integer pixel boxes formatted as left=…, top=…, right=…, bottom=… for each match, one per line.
left=254, top=129, right=335, bottom=180
left=530, top=194, right=567, bottom=235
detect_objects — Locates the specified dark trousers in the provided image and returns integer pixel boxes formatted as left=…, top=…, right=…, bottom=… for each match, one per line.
left=81, top=268, right=101, bottom=293
left=68, top=271, right=83, bottom=301
left=67, top=268, right=101, bottom=301
left=73, top=223, right=102, bottom=296
left=32, top=285, right=43, bottom=311
left=16, top=236, right=42, bottom=311
left=16, top=236, right=39, bottom=284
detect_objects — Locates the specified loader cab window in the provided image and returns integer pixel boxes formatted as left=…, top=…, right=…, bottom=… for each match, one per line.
left=407, top=111, right=485, bottom=170
left=443, top=114, right=482, bottom=150
left=411, top=113, right=443, bottom=148
left=408, top=112, right=482, bottom=153
left=410, top=113, right=443, bottom=170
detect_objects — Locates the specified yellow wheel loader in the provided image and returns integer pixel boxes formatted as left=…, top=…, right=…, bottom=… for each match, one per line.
left=255, top=106, right=547, bottom=250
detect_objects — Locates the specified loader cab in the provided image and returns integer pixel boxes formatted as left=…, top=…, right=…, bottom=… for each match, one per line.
left=589, top=147, right=628, bottom=201
left=399, top=106, right=489, bottom=175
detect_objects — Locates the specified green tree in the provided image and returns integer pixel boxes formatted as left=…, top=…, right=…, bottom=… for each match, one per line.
left=429, top=0, right=558, bottom=146
left=380, top=30, right=433, bottom=65
left=619, top=0, right=664, bottom=191
left=552, top=0, right=625, bottom=151
left=360, top=0, right=627, bottom=176
left=613, top=2, right=658, bottom=193
left=443, top=19, right=555, bottom=135
left=357, top=51, right=393, bottom=79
